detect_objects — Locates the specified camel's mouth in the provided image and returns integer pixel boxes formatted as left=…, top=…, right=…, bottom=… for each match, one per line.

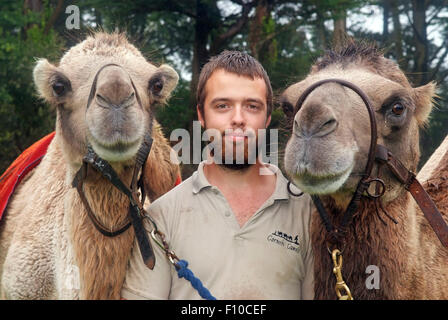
left=88, top=132, right=143, bottom=162
left=289, top=163, right=354, bottom=195
left=85, top=99, right=148, bottom=162
left=284, top=133, right=358, bottom=195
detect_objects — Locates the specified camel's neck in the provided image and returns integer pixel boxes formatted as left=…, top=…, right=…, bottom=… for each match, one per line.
left=68, top=165, right=138, bottom=299
left=312, top=190, right=413, bottom=300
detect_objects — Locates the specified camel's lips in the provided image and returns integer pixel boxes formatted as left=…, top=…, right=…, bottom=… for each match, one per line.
left=290, top=163, right=354, bottom=195
left=88, top=133, right=143, bottom=162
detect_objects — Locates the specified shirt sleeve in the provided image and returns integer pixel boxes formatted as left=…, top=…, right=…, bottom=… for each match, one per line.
left=121, top=204, right=173, bottom=300
left=301, top=196, right=315, bottom=300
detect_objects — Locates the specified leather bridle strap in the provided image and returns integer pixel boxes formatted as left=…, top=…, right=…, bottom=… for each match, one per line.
left=74, top=161, right=132, bottom=237
left=72, top=134, right=156, bottom=269
left=376, top=145, right=448, bottom=247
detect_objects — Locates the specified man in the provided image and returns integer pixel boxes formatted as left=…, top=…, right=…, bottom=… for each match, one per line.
left=121, top=51, right=314, bottom=300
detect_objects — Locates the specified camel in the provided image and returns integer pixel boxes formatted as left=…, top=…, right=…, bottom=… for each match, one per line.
left=281, top=40, right=448, bottom=299
left=0, top=32, right=181, bottom=299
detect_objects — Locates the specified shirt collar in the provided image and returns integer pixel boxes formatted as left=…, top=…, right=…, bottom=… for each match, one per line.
left=265, top=164, right=290, bottom=201
left=192, top=161, right=212, bottom=194
left=192, top=161, right=292, bottom=201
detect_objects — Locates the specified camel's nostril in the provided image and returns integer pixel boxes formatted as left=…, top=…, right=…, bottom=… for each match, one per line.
left=96, top=92, right=135, bottom=109
left=315, top=117, right=338, bottom=137
left=96, top=93, right=109, bottom=105
left=294, top=116, right=338, bottom=138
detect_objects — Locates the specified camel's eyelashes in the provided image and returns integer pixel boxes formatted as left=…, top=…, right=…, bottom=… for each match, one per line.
left=49, top=73, right=71, bottom=98
left=384, top=100, right=408, bottom=128
left=281, top=101, right=295, bottom=118
left=52, top=82, right=66, bottom=96
left=391, top=103, right=405, bottom=116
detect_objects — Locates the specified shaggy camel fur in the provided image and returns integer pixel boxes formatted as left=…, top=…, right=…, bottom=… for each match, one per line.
left=0, top=32, right=180, bottom=299
left=282, top=40, right=448, bottom=299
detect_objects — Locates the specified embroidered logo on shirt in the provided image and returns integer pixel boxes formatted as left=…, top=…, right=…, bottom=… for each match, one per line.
left=267, top=230, right=300, bottom=253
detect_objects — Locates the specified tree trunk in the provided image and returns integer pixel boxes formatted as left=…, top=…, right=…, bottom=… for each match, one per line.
left=316, top=8, right=328, bottom=51
left=332, top=8, right=347, bottom=48
left=249, top=0, right=270, bottom=60
left=189, top=0, right=210, bottom=113
left=390, top=0, right=407, bottom=70
left=412, top=0, right=428, bottom=86
left=382, top=0, right=390, bottom=42
left=44, top=0, right=64, bottom=34
left=22, top=0, right=43, bottom=38
left=23, top=0, right=42, bottom=12
left=411, top=0, right=431, bottom=168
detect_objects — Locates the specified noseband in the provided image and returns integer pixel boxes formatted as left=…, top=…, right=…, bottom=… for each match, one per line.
left=294, top=78, right=448, bottom=250
left=72, top=64, right=156, bottom=269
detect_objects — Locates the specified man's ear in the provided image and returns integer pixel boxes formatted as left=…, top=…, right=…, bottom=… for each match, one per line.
left=148, top=64, right=179, bottom=104
left=197, top=105, right=205, bottom=128
left=266, top=114, right=271, bottom=128
left=413, top=81, right=437, bottom=127
left=33, top=58, right=71, bottom=105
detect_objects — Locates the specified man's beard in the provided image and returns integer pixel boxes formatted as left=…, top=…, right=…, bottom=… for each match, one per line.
left=221, top=162, right=251, bottom=171
left=204, top=124, right=261, bottom=171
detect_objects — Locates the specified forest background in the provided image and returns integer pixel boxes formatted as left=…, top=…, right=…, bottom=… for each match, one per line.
left=1, top=0, right=447, bottom=178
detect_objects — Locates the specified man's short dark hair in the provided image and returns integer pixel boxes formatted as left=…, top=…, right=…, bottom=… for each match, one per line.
left=196, top=50, right=273, bottom=117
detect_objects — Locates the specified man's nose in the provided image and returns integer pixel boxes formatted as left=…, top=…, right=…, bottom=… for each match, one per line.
left=231, top=105, right=245, bottom=127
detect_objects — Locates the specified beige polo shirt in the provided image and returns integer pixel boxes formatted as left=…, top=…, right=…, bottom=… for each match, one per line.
left=121, top=162, right=314, bottom=300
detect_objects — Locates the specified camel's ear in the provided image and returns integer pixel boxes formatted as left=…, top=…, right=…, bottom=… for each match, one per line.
left=33, top=58, right=72, bottom=105
left=148, top=64, right=179, bottom=104
left=413, top=81, right=437, bottom=127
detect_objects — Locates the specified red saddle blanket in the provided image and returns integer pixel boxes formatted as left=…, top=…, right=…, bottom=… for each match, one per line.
left=0, top=132, right=182, bottom=221
left=0, top=131, right=56, bottom=221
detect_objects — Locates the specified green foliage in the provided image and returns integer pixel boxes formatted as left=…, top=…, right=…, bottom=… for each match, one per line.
left=156, top=79, right=195, bottom=138
left=0, top=0, right=447, bottom=177
left=0, top=1, right=63, bottom=172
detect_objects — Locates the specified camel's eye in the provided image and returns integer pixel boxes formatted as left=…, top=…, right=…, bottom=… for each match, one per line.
left=391, top=103, right=405, bottom=116
left=50, top=73, right=71, bottom=98
left=52, top=81, right=66, bottom=97
left=281, top=101, right=294, bottom=118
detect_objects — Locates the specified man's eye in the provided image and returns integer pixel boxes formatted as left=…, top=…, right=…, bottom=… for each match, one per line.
left=247, top=104, right=259, bottom=110
left=216, top=104, right=228, bottom=109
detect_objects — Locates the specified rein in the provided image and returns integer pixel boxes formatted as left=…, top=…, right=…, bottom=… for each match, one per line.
left=294, top=78, right=448, bottom=299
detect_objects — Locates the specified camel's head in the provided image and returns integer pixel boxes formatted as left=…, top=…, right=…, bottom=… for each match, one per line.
left=33, top=32, right=178, bottom=167
left=282, top=41, right=436, bottom=205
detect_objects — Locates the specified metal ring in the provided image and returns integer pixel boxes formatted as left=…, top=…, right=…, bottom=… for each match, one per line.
left=365, top=178, right=386, bottom=199
left=326, top=241, right=346, bottom=256
left=287, top=181, right=304, bottom=197
left=150, top=229, right=166, bottom=251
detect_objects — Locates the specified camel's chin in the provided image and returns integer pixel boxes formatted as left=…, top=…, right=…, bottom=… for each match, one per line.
left=290, top=166, right=353, bottom=195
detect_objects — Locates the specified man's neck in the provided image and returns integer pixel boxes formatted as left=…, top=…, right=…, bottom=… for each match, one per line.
left=203, top=160, right=274, bottom=192
left=203, top=160, right=277, bottom=228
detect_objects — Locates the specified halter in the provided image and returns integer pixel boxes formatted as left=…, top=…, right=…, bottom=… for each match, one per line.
left=72, top=63, right=156, bottom=269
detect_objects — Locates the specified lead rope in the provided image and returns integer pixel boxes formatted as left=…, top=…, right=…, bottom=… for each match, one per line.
left=143, top=215, right=217, bottom=300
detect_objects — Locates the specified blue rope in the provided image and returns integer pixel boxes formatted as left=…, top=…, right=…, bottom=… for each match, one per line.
left=175, top=259, right=217, bottom=300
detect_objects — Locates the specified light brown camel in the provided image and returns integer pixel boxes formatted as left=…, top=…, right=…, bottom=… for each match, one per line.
left=281, top=40, right=448, bottom=299
left=0, top=32, right=180, bottom=299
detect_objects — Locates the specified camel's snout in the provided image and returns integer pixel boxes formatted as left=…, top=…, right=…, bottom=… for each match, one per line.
left=95, top=66, right=135, bottom=109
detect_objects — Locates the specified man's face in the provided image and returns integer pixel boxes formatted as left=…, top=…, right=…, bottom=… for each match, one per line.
left=197, top=69, right=271, bottom=167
